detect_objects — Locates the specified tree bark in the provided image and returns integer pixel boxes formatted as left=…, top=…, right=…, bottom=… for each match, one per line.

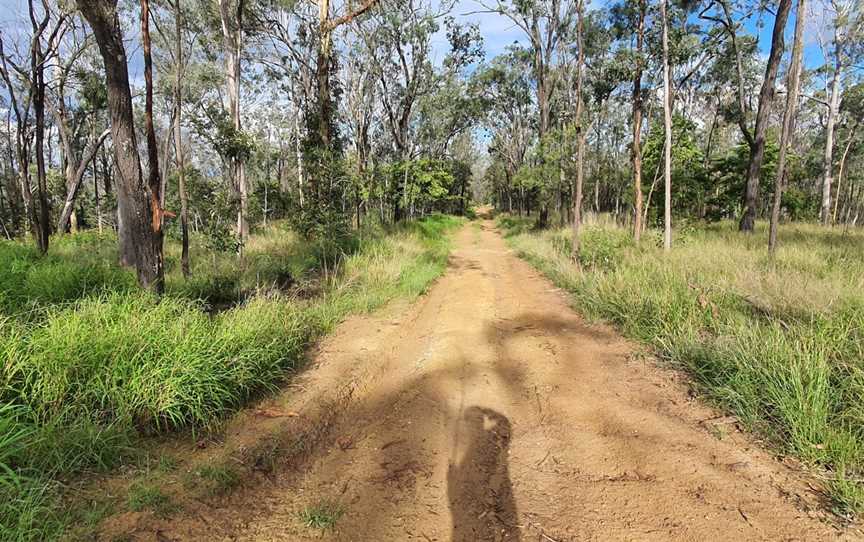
left=661, top=0, right=672, bottom=251
left=173, top=0, right=190, bottom=277
left=820, top=20, right=843, bottom=225
left=739, top=0, right=792, bottom=232
left=768, top=0, right=806, bottom=253
left=29, top=0, right=51, bottom=253
left=77, top=0, right=164, bottom=292
left=219, top=0, right=248, bottom=252
left=631, top=0, right=646, bottom=242
left=571, top=0, right=585, bottom=261
left=56, top=129, right=111, bottom=232
left=833, top=120, right=858, bottom=223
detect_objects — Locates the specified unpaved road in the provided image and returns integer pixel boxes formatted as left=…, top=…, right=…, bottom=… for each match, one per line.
left=108, top=221, right=856, bottom=541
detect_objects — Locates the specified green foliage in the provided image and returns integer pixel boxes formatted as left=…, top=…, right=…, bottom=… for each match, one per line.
left=0, top=233, right=136, bottom=318
left=781, top=187, right=819, bottom=221
left=501, top=217, right=864, bottom=513
left=703, top=139, right=779, bottom=221
left=642, top=115, right=707, bottom=222
left=0, top=215, right=460, bottom=540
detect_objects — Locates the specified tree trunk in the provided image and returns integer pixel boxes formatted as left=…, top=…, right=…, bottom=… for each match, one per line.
left=141, top=0, right=164, bottom=271
left=833, top=120, right=858, bottom=223
left=294, top=96, right=305, bottom=207
left=571, top=0, right=586, bottom=261
left=56, top=129, right=110, bottom=232
left=174, top=0, right=190, bottom=277
left=821, top=22, right=842, bottom=226
left=316, top=0, right=333, bottom=150
left=739, top=0, right=792, bottom=232
left=718, top=0, right=755, bottom=150
left=31, top=61, right=50, bottom=253
left=768, top=0, right=806, bottom=253
left=77, top=0, right=164, bottom=293
left=26, top=0, right=51, bottom=252
left=661, top=0, right=672, bottom=252
left=631, top=0, right=646, bottom=243
left=219, top=0, right=247, bottom=252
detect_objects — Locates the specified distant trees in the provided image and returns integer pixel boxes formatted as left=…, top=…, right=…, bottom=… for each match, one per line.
left=0, top=0, right=863, bottom=279
left=475, top=0, right=863, bottom=249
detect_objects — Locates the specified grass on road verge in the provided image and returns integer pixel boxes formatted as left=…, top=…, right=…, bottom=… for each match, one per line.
left=0, top=214, right=461, bottom=541
left=499, top=215, right=864, bottom=517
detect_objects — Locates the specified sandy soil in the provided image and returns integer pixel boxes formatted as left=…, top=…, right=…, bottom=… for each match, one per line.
left=103, top=219, right=860, bottom=541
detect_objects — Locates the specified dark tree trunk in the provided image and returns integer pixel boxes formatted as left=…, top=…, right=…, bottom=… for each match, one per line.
left=140, top=0, right=164, bottom=280
left=739, top=0, right=792, bottom=232
left=30, top=18, right=50, bottom=253
left=77, top=0, right=164, bottom=293
left=631, top=0, right=646, bottom=242
left=571, top=0, right=586, bottom=260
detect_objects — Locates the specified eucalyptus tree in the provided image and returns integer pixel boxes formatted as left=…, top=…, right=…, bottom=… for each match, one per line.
left=0, top=0, right=66, bottom=252
left=661, top=0, right=672, bottom=251
left=815, top=0, right=861, bottom=225
left=737, top=0, right=792, bottom=232
left=570, top=0, right=586, bottom=259
left=769, top=0, right=807, bottom=252
left=257, top=0, right=317, bottom=206
left=473, top=49, right=534, bottom=213
left=218, top=0, right=249, bottom=251
left=610, top=0, right=648, bottom=241
left=340, top=38, right=378, bottom=225
left=834, top=83, right=864, bottom=223
left=478, top=0, right=576, bottom=226
left=50, top=19, right=112, bottom=234
left=312, top=0, right=379, bottom=150
left=172, top=0, right=191, bottom=276
left=697, top=0, right=792, bottom=231
left=357, top=0, right=479, bottom=220
left=76, top=0, right=165, bottom=292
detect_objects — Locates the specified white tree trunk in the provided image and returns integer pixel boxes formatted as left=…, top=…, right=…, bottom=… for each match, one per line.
left=821, top=30, right=842, bottom=226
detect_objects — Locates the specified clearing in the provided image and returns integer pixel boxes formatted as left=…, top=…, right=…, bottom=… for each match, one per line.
left=101, top=219, right=857, bottom=541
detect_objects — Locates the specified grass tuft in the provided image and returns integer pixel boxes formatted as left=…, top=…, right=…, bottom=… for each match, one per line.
left=299, top=499, right=344, bottom=530
left=189, top=463, right=241, bottom=496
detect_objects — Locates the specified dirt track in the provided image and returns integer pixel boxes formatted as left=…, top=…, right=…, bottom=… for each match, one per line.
left=109, top=220, right=858, bottom=541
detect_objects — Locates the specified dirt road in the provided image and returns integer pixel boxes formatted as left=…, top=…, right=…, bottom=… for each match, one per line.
left=110, top=221, right=855, bottom=541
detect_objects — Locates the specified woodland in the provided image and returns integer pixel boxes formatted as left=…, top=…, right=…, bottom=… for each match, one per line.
left=0, top=0, right=863, bottom=538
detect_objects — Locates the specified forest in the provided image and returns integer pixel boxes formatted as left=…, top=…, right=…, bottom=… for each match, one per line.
left=0, top=0, right=863, bottom=539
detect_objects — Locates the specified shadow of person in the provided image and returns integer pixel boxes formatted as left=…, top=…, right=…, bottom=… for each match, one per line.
left=448, top=406, right=520, bottom=541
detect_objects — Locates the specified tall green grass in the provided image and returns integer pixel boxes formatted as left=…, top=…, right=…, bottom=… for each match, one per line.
left=0, top=214, right=461, bottom=539
left=500, top=216, right=864, bottom=515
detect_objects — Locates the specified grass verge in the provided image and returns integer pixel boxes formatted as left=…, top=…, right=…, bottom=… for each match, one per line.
left=498, top=215, right=864, bottom=516
left=0, top=214, right=461, bottom=540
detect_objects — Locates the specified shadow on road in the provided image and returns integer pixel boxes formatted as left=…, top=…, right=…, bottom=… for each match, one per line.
left=448, top=406, right=520, bottom=541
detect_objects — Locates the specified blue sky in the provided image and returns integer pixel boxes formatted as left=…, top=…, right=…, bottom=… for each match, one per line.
left=0, top=0, right=835, bottom=86
left=439, top=0, right=830, bottom=70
